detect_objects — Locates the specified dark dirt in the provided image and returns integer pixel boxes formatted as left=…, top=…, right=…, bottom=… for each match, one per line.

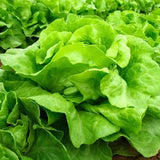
left=113, top=151, right=160, bottom=160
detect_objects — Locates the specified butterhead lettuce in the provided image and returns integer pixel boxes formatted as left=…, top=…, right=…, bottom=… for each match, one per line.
left=0, top=1, right=160, bottom=160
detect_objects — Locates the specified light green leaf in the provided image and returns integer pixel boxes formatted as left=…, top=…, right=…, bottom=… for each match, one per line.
left=106, top=35, right=130, bottom=68
left=52, top=42, right=113, bottom=68
left=69, top=68, right=108, bottom=100
left=100, top=71, right=128, bottom=108
left=148, top=96, right=160, bottom=118
left=128, top=115, right=160, bottom=157
left=82, top=99, right=147, bottom=135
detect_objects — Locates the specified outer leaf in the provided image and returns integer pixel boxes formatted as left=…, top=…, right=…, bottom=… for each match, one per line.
left=0, top=44, right=40, bottom=74
left=0, top=91, right=18, bottom=127
left=63, top=135, right=112, bottom=160
left=0, top=144, right=19, bottom=160
left=148, top=96, right=160, bottom=118
left=67, top=110, right=119, bottom=148
left=0, top=129, right=20, bottom=157
left=124, top=35, right=160, bottom=96
left=27, top=127, right=70, bottom=160
left=82, top=97, right=147, bottom=135
left=128, top=115, right=160, bottom=157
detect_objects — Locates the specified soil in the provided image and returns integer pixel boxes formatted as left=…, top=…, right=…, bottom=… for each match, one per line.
left=113, top=151, right=160, bottom=160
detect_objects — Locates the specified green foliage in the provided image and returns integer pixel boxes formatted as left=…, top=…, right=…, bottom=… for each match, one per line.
left=0, top=0, right=160, bottom=159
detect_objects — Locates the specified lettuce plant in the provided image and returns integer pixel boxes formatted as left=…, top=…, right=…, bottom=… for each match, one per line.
left=0, top=1, right=160, bottom=160
left=0, top=0, right=159, bottom=52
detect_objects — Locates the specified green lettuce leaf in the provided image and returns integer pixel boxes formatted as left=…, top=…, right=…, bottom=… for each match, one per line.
left=128, top=115, right=160, bottom=157
left=27, top=127, right=70, bottom=160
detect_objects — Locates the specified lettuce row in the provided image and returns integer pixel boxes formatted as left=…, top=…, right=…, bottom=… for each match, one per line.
left=107, top=9, right=160, bottom=47
left=0, top=0, right=160, bottom=52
